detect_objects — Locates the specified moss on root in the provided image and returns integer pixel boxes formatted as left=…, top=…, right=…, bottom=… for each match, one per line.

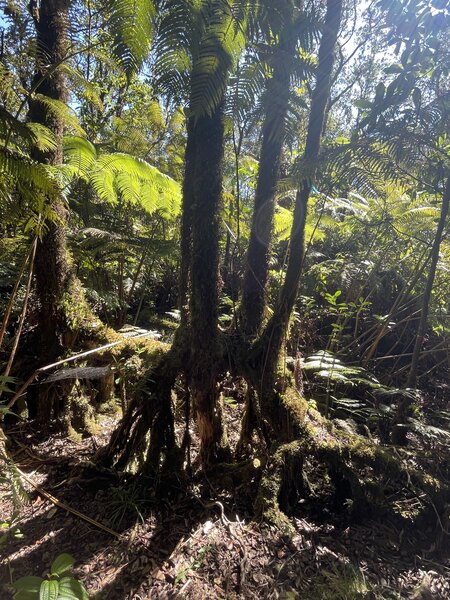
left=253, top=384, right=450, bottom=529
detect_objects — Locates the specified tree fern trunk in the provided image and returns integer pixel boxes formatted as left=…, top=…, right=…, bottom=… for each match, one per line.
left=27, top=0, right=75, bottom=363
left=27, top=0, right=103, bottom=428
left=189, top=99, right=229, bottom=464
left=255, top=0, right=343, bottom=433
left=240, top=2, right=295, bottom=337
left=178, top=116, right=196, bottom=324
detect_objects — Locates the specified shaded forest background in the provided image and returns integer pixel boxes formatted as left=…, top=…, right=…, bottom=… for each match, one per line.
left=0, top=0, right=449, bottom=598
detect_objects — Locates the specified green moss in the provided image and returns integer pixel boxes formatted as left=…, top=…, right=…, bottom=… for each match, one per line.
left=255, top=462, right=295, bottom=533
left=61, top=278, right=95, bottom=332
left=280, top=388, right=308, bottom=427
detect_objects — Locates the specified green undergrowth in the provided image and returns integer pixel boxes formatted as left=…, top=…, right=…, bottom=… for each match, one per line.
left=256, top=384, right=449, bottom=533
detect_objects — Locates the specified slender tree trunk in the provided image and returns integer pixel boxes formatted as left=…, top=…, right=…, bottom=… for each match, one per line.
left=178, top=116, right=196, bottom=323
left=393, top=174, right=450, bottom=443
left=255, top=0, right=343, bottom=432
left=240, top=2, right=295, bottom=337
left=406, top=176, right=450, bottom=388
left=28, top=0, right=77, bottom=360
left=189, top=99, right=229, bottom=464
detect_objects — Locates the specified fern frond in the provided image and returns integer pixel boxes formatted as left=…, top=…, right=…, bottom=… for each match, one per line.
left=105, top=0, right=155, bottom=77
left=64, top=135, right=97, bottom=175
left=90, top=152, right=181, bottom=215
left=25, top=122, right=58, bottom=152
left=59, top=63, right=104, bottom=110
left=0, top=147, right=58, bottom=197
left=190, top=0, right=247, bottom=117
left=31, top=93, right=85, bottom=135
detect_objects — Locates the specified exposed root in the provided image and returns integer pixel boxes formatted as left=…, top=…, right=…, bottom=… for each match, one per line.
left=97, top=348, right=176, bottom=472
left=254, top=386, right=450, bottom=532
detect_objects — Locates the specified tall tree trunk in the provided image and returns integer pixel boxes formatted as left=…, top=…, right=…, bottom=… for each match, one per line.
left=27, top=0, right=103, bottom=428
left=240, top=2, right=295, bottom=337
left=393, top=174, right=450, bottom=443
left=256, top=0, right=343, bottom=432
left=189, top=99, right=229, bottom=464
left=28, top=0, right=77, bottom=360
left=178, top=116, right=196, bottom=323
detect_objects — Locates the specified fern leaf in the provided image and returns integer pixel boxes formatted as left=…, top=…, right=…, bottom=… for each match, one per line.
left=105, top=0, right=155, bottom=78
left=31, top=93, right=85, bottom=135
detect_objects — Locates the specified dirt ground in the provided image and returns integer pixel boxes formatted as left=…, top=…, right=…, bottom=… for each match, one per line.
left=1, top=416, right=449, bottom=600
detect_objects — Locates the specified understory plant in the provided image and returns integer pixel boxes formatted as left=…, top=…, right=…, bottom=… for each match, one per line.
left=12, top=553, right=89, bottom=600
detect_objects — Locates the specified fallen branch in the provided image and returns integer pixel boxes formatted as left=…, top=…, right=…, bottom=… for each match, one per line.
left=5, top=331, right=154, bottom=410
left=15, top=466, right=122, bottom=539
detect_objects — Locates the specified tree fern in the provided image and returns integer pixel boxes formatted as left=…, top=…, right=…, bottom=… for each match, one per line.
left=0, top=148, right=58, bottom=201
left=63, top=136, right=181, bottom=217
left=154, top=0, right=251, bottom=117
left=274, top=203, right=325, bottom=243
left=104, top=0, right=155, bottom=78
left=31, top=93, right=85, bottom=135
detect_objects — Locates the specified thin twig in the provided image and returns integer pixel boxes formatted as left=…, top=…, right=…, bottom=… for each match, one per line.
left=16, top=466, right=121, bottom=538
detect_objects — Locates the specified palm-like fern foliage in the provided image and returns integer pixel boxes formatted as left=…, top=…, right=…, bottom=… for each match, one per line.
left=154, top=0, right=254, bottom=117
left=104, top=0, right=155, bottom=78
left=63, top=136, right=181, bottom=216
left=0, top=103, right=61, bottom=230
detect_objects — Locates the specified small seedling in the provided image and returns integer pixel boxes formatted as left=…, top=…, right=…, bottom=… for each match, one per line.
left=12, top=553, right=89, bottom=599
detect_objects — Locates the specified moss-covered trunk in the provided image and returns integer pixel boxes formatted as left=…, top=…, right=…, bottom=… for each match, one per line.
left=100, top=99, right=229, bottom=470
left=240, top=2, right=295, bottom=337
left=190, top=99, right=229, bottom=464
left=26, top=0, right=103, bottom=426
left=178, top=116, right=196, bottom=324
left=28, top=0, right=74, bottom=361
left=254, top=0, right=343, bottom=437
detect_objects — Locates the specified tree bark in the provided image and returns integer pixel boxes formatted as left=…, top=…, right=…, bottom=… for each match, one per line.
left=189, top=99, right=229, bottom=464
left=26, top=0, right=106, bottom=429
left=28, top=0, right=77, bottom=360
left=240, top=2, right=295, bottom=337
left=406, top=175, right=450, bottom=388
left=178, top=116, right=196, bottom=323
left=255, top=0, right=343, bottom=433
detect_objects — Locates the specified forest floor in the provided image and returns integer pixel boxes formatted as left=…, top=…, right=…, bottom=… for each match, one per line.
left=1, top=411, right=449, bottom=600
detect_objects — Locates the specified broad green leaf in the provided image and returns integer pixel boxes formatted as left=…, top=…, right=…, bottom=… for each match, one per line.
left=58, top=576, right=89, bottom=600
left=12, top=575, right=43, bottom=593
left=39, top=580, right=59, bottom=600
left=51, top=554, right=75, bottom=576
